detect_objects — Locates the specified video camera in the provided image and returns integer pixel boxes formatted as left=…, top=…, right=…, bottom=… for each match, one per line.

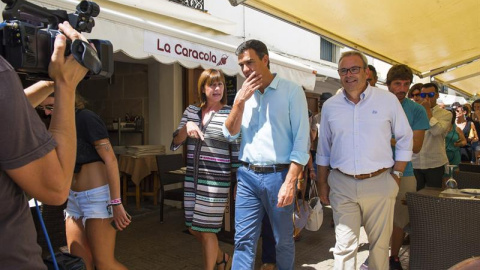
left=0, top=0, right=113, bottom=80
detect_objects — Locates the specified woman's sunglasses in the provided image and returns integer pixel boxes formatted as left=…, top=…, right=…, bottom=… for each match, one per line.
left=36, top=105, right=54, bottom=111
left=419, top=92, right=436, bottom=98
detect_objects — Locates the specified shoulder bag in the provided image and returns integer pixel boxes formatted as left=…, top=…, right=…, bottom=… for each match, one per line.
left=305, top=179, right=323, bottom=231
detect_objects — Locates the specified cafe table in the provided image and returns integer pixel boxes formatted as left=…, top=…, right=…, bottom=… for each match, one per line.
left=118, top=154, right=159, bottom=209
left=417, top=187, right=480, bottom=199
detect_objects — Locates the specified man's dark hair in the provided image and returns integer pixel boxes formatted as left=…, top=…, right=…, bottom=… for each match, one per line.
left=368, top=65, right=377, bottom=79
left=236, top=39, right=270, bottom=69
left=472, top=99, right=480, bottom=109
left=386, top=64, right=413, bottom=86
left=422, top=82, right=439, bottom=93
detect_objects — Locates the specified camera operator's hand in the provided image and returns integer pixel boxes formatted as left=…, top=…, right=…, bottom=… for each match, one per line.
left=48, top=22, right=89, bottom=87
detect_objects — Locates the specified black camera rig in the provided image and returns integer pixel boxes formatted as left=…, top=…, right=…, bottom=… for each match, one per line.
left=1, top=0, right=113, bottom=80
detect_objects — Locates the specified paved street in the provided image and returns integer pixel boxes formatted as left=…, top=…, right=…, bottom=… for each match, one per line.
left=116, top=202, right=409, bottom=269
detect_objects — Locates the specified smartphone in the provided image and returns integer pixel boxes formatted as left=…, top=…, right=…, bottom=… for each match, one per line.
left=111, top=212, right=132, bottom=231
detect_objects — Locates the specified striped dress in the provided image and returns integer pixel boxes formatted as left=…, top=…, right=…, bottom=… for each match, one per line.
left=171, top=105, right=241, bottom=233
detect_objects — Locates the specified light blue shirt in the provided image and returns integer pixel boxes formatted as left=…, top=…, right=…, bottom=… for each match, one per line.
left=223, top=75, right=310, bottom=166
left=317, top=85, right=413, bottom=175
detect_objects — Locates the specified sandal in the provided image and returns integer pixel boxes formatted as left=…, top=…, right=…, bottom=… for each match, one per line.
left=216, top=252, right=232, bottom=270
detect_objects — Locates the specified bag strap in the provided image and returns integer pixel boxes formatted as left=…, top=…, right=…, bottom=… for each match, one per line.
left=309, top=178, right=319, bottom=198
left=34, top=199, right=60, bottom=270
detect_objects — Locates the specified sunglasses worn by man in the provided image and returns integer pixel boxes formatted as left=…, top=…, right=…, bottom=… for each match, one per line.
left=419, top=92, right=435, bottom=98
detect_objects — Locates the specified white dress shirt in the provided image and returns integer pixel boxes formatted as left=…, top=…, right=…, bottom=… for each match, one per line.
left=412, top=105, right=451, bottom=169
left=316, top=85, right=413, bottom=175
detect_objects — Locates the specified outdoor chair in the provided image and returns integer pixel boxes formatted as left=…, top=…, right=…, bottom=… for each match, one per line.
left=406, top=192, right=480, bottom=270
left=458, top=163, right=480, bottom=173
left=453, top=170, right=480, bottom=189
left=31, top=202, right=68, bottom=257
left=156, top=154, right=185, bottom=222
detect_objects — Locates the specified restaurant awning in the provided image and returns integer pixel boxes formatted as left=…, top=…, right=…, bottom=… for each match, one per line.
left=434, top=60, right=480, bottom=96
left=0, top=0, right=319, bottom=90
left=230, top=0, right=480, bottom=96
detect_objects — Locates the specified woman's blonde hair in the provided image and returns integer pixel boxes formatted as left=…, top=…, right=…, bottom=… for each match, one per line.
left=197, top=69, right=227, bottom=108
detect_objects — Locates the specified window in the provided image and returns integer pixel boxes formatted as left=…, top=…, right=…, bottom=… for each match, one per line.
left=320, top=38, right=337, bottom=63
left=169, top=0, right=204, bottom=11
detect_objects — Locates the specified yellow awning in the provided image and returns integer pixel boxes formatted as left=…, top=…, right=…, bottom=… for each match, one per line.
left=435, top=61, right=480, bottom=96
left=235, top=0, right=480, bottom=95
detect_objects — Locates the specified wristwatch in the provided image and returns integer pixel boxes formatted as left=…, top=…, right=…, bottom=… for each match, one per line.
left=392, top=170, right=403, bottom=178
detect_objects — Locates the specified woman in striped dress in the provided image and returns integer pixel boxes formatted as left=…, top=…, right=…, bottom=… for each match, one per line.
left=171, top=69, right=240, bottom=270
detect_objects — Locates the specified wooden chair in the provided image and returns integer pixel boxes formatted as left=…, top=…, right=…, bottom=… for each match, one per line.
left=407, top=192, right=480, bottom=269
left=453, top=171, right=480, bottom=189
left=156, top=154, right=185, bottom=222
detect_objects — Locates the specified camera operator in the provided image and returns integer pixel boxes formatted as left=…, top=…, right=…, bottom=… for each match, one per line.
left=0, top=21, right=89, bottom=269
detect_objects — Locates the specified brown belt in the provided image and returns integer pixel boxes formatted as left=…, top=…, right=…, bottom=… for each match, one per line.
left=336, top=168, right=390, bottom=180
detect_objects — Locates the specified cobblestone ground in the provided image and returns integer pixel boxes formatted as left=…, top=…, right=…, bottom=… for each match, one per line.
left=116, top=203, right=409, bottom=269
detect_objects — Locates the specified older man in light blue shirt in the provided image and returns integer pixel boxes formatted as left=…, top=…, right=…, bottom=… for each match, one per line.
left=317, top=51, right=413, bottom=270
left=223, top=40, right=309, bottom=270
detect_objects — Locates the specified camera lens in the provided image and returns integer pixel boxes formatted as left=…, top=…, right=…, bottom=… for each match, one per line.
left=77, top=1, right=100, bottom=17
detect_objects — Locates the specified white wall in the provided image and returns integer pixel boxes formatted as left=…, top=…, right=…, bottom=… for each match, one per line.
left=148, top=62, right=183, bottom=153
left=244, top=8, right=321, bottom=61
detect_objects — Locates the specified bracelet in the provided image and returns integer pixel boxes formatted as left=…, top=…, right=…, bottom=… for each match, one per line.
left=110, top=198, right=122, bottom=204
left=298, top=178, right=305, bottom=183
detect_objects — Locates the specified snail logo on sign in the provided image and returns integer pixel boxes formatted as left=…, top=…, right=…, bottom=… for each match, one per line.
left=216, top=54, right=229, bottom=66
left=144, top=31, right=237, bottom=71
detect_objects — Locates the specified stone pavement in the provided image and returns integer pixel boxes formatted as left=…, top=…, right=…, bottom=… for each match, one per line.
left=116, top=203, right=409, bottom=269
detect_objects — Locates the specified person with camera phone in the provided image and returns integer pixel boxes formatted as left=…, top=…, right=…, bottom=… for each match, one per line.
left=38, top=90, right=130, bottom=270
left=0, top=21, right=88, bottom=270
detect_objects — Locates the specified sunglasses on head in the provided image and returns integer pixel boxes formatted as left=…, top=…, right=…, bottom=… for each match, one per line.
left=419, top=92, right=436, bottom=98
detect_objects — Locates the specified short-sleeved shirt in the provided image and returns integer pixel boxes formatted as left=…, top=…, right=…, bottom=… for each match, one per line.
left=0, top=56, right=54, bottom=269
left=393, top=98, right=430, bottom=176
left=74, top=109, right=109, bottom=173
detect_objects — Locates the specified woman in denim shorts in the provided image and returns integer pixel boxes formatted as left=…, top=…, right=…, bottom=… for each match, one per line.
left=40, top=95, right=129, bottom=270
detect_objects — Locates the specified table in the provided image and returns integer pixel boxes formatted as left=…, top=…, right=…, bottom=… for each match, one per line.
left=118, top=154, right=159, bottom=209
left=417, top=187, right=480, bottom=199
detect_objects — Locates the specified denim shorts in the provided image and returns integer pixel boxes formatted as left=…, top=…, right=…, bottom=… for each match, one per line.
left=64, top=184, right=112, bottom=226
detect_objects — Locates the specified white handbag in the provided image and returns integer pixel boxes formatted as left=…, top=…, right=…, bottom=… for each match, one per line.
left=305, top=179, right=323, bottom=231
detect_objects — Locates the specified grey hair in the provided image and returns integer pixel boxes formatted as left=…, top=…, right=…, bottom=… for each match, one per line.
left=338, top=51, right=368, bottom=68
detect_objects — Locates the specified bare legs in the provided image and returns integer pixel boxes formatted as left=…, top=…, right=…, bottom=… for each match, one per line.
left=188, top=228, right=229, bottom=270
left=66, top=217, right=127, bottom=270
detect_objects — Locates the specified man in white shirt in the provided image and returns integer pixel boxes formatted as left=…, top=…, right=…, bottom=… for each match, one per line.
left=317, top=51, right=413, bottom=270
left=412, top=82, right=452, bottom=189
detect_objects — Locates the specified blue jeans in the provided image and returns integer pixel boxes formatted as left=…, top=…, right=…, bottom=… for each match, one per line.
left=261, top=215, right=276, bottom=264
left=232, top=166, right=294, bottom=270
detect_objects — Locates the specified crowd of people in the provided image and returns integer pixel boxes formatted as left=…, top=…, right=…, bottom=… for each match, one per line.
left=171, top=39, right=479, bottom=270
left=2, top=26, right=477, bottom=270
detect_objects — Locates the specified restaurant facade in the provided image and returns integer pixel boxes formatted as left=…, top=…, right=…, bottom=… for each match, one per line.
left=1, top=0, right=343, bottom=148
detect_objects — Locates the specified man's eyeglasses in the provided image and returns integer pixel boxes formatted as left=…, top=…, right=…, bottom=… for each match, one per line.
left=36, top=105, right=54, bottom=111
left=419, top=92, right=436, bottom=98
left=338, top=66, right=363, bottom=76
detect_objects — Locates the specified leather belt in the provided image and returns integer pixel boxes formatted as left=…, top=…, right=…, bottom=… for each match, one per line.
left=336, top=167, right=390, bottom=180
left=242, top=162, right=289, bottom=174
